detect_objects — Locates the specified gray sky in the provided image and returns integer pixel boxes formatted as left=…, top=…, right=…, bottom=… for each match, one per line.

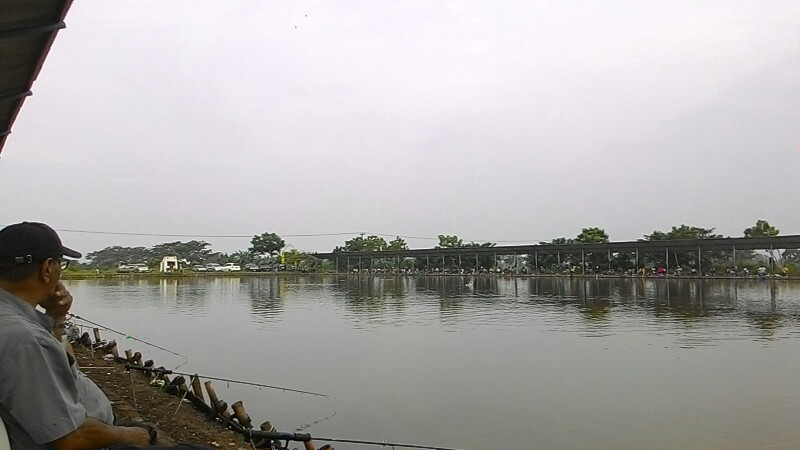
left=1, top=0, right=798, bottom=255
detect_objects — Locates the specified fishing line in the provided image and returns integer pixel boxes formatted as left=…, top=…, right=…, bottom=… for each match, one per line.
left=127, top=364, right=330, bottom=398
left=310, top=436, right=463, bottom=450
left=67, top=313, right=189, bottom=370
left=245, top=430, right=463, bottom=450
left=293, top=411, right=337, bottom=432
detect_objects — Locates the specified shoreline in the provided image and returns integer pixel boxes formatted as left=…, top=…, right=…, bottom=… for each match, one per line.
left=62, top=272, right=798, bottom=281
left=73, top=345, right=248, bottom=449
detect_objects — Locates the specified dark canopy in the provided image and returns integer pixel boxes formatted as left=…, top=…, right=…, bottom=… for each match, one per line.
left=0, top=0, right=72, bottom=156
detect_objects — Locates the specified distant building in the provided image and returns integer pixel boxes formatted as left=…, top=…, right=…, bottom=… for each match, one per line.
left=160, top=256, right=180, bottom=272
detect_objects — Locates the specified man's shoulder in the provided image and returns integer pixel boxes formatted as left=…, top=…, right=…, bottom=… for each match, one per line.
left=0, top=314, right=55, bottom=351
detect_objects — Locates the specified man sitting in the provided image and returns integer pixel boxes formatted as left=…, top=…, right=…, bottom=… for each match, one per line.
left=0, top=222, right=151, bottom=449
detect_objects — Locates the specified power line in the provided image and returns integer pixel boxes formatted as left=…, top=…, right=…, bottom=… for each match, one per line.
left=56, top=229, right=367, bottom=239
left=1, top=225, right=548, bottom=245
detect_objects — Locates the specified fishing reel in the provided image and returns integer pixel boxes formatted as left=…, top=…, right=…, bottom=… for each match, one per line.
left=246, top=427, right=333, bottom=450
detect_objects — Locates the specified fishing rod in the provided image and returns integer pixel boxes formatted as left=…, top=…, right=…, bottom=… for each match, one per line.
left=245, top=429, right=465, bottom=450
left=68, top=313, right=189, bottom=365
left=125, top=364, right=330, bottom=398
left=70, top=313, right=330, bottom=397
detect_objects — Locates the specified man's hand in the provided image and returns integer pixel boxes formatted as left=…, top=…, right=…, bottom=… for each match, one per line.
left=51, top=418, right=153, bottom=450
left=124, top=426, right=152, bottom=447
left=41, top=282, right=73, bottom=322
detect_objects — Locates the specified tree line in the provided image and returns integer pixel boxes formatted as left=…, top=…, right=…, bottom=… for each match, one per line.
left=78, top=220, right=797, bottom=271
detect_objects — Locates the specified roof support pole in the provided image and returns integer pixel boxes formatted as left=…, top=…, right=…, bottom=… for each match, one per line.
left=698, top=247, right=702, bottom=274
left=534, top=251, right=538, bottom=274
left=733, top=245, right=736, bottom=269
left=581, top=251, right=585, bottom=275
left=635, top=248, right=639, bottom=273
left=475, top=253, right=479, bottom=273
left=666, top=247, right=669, bottom=272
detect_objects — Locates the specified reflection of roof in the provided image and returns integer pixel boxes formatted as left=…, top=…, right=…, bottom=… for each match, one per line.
left=0, top=0, right=73, bottom=156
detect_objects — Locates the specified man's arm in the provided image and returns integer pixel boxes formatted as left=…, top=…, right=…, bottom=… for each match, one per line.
left=49, top=417, right=150, bottom=450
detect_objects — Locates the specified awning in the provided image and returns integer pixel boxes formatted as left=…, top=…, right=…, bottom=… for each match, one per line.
left=0, top=0, right=73, bottom=156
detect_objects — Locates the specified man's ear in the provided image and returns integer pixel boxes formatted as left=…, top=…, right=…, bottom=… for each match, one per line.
left=39, top=258, right=55, bottom=284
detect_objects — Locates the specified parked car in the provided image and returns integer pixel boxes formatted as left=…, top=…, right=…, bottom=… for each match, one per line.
left=206, top=263, right=224, bottom=272
left=192, top=265, right=207, bottom=272
left=224, top=263, right=241, bottom=272
left=258, top=263, right=275, bottom=272
left=117, top=264, right=136, bottom=273
left=243, top=263, right=259, bottom=272
left=132, top=263, right=151, bottom=273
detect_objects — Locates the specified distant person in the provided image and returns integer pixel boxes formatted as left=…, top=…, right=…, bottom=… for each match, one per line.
left=0, top=222, right=212, bottom=450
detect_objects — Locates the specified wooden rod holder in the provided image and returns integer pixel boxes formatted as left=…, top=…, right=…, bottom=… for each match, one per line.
left=231, top=401, right=252, bottom=428
left=204, top=381, right=220, bottom=406
left=190, top=375, right=205, bottom=403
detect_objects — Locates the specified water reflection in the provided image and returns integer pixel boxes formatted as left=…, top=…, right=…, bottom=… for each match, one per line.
left=248, top=276, right=284, bottom=325
left=69, top=276, right=800, bottom=346
left=317, top=276, right=800, bottom=343
left=65, top=275, right=800, bottom=449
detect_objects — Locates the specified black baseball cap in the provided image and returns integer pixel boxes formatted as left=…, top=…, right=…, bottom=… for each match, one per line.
left=0, top=222, right=81, bottom=265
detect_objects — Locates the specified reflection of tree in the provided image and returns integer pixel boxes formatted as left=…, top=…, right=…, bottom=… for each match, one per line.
left=332, top=275, right=408, bottom=321
left=743, top=282, right=784, bottom=339
left=577, top=279, right=611, bottom=322
left=247, top=277, right=284, bottom=325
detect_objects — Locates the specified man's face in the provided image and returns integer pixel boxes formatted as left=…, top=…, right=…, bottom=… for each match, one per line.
left=39, top=256, right=63, bottom=296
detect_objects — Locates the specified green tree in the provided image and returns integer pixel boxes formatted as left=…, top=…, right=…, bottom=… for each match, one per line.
left=575, top=227, right=609, bottom=243
left=386, top=236, right=408, bottom=251
left=150, top=240, right=212, bottom=263
left=642, top=225, right=724, bottom=270
left=744, top=220, right=781, bottom=266
left=644, top=225, right=722, bottom=241
left=744, top=220, right=780, bottom=238
left=249, top=232, right=285, bottom=257
left=436, top=234, right=464, bottom=248
left=283, top=249, right=315, bottom=270
left=335, top=235, right=388, bottom=252
left=230, top=250, right=254, bottom=263
left=85, top=246, right=153, bottom=268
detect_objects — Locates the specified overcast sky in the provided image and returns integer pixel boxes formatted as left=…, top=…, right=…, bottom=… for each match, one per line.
left=1, top=0, right=798, bottom=255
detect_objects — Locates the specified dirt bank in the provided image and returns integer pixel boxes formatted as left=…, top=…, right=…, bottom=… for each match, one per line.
left=74, top=346, right=250, bottom=449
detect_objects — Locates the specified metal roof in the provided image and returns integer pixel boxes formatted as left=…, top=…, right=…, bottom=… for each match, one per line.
left=312, top=235, right=800, bottom=259
left=0, top=0, right=72, bottom=156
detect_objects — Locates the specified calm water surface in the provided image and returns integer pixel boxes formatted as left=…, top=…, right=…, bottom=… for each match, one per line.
left=64, top=276, right=800, bottom=449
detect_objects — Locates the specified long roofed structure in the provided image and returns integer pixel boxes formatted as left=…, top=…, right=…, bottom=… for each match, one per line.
left=312, top=235, right=800, bottom=259
left=0, top=0, right=72, bottom=156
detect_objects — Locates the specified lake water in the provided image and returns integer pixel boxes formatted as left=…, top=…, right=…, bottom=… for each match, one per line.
left=64, top=276, right=800, bottom=449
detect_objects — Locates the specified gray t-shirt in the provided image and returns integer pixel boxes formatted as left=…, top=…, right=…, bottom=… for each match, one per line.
left=0, top=287, right=114, bottom=449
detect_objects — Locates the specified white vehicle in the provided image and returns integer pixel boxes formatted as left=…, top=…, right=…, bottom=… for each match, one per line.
left=132, top=263, right=151, bottom=273
left=206, top=263, right=224, bottom=272
left=117, top=263, right=136, bottom=273
left=223, top=263, right=241, bottom=272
